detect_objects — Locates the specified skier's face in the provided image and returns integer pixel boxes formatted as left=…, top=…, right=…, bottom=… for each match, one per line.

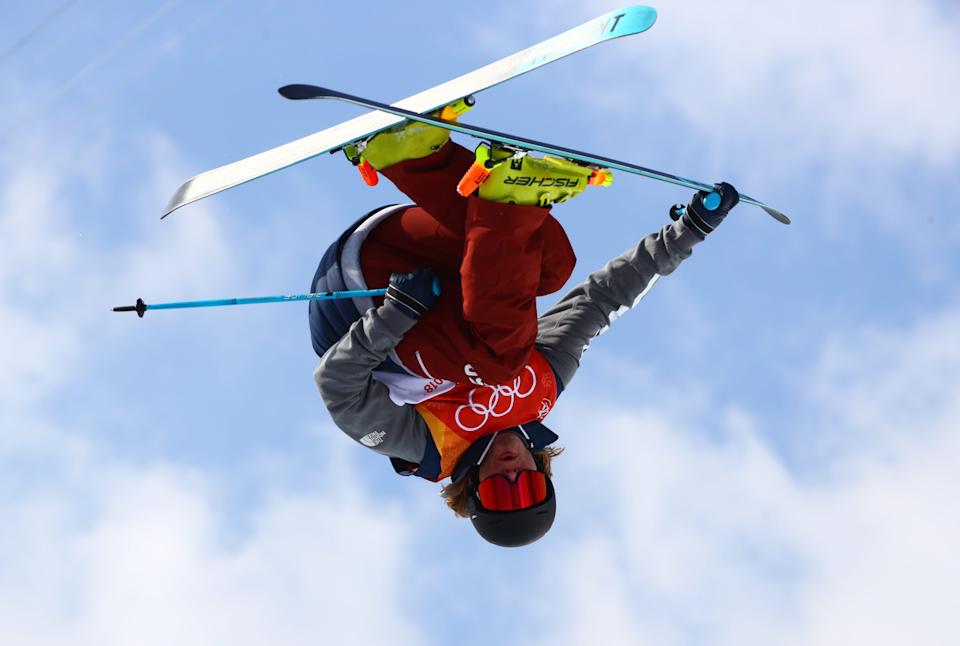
left=478, top=432, right=537, bottom=483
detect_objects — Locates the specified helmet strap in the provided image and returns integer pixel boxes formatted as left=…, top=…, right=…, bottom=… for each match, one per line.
left=475, top=427, right=540, bottom=474
left=515, top=424, right=535, bottom=450
left=475, top=431, right=500, bottom=466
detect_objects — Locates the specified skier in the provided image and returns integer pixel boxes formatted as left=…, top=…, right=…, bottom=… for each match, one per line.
left=309, top=109, right=739, bottom=547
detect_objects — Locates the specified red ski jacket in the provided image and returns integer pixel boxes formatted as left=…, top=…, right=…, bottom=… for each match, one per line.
left=311, top=142, right=706, bottom=480
left=359, top=142, right=576, bottom=386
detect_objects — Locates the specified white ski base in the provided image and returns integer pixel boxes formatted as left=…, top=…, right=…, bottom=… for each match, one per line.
left=161, top=5, right=657, bottom=218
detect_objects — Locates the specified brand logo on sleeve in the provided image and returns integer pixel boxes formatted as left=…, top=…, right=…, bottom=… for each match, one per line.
left=360, top=430, right=387, bottom=447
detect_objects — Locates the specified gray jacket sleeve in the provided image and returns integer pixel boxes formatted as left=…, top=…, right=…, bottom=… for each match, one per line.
left=314, top=300, right=431, bottom=462
left=536, top=217, right=704, bottom=388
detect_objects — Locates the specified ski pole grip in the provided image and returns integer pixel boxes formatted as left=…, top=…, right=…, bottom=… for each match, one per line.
left=703, top=191, right=721, bottom=211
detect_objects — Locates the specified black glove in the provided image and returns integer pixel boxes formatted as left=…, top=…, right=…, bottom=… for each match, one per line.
left=670, top=181, right=740, bottom=238
left=385, top=268, right=441, bottom=319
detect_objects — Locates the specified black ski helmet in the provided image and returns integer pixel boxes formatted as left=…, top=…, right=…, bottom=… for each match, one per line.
left=467, top=472, right=556, bottom=548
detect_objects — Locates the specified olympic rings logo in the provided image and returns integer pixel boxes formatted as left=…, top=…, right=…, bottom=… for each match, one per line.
left=454, top=365, right=538, bottom=432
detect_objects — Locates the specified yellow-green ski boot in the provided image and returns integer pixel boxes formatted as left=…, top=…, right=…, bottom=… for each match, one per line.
left=457, top=143, right=613, bottom=207
left=343, top=98, right=475, bottom=185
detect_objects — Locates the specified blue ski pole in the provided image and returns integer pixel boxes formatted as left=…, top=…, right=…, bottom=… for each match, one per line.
left=113, top=288, right=388, bottom=318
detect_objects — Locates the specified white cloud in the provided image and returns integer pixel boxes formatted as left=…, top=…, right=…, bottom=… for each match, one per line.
left=0, top=101, right=430, bottom=646
left=473, top=0, right=960, bottom=262
left=0, top=126, right=88, bottom=406
left=0, top=423, right=424, bottom=646
left=805, top=305, right=960, bottom=456
left=0, top=306, right=79, bottom=405
left=0, top=119, right=236, bottom=413
left=535, top=300, right=960, bottom=645
left=111, top=133, right=235, bottom=299
left=540, top=0, right=960, bottom=164
left=0, top=163, right=76, bottom=293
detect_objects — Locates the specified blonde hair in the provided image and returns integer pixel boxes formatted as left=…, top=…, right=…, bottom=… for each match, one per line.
left=440, top=446, right=564, bottom=518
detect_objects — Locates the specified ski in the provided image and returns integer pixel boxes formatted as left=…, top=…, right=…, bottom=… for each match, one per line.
left=161, top=6, right=658, bottom=218
left=278, top=85, right=791, bottom=225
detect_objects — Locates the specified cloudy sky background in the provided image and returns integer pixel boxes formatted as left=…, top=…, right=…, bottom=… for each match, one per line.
left=2, top=0, right=958, bottom=644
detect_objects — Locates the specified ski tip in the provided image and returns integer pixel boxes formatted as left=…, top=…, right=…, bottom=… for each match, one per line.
left=161, top=181, right=193, bottom=219
left=278, top=84, right=329, bottom=101
left=160, top=200, right=182, bottom=219
left=762, top=206, right=791, bottom=225
left=277, top=84, right=302, bottom=99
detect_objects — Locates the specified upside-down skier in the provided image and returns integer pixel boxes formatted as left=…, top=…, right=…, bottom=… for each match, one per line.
left=309, top=107, right=739, bottom=547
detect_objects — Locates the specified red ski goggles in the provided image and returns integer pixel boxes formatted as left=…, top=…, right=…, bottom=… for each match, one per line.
left=476, top=470, right=549, bottom=511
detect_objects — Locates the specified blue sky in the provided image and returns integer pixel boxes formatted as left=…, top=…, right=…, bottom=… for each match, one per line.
left=2, top=1, right=959, bottom=644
